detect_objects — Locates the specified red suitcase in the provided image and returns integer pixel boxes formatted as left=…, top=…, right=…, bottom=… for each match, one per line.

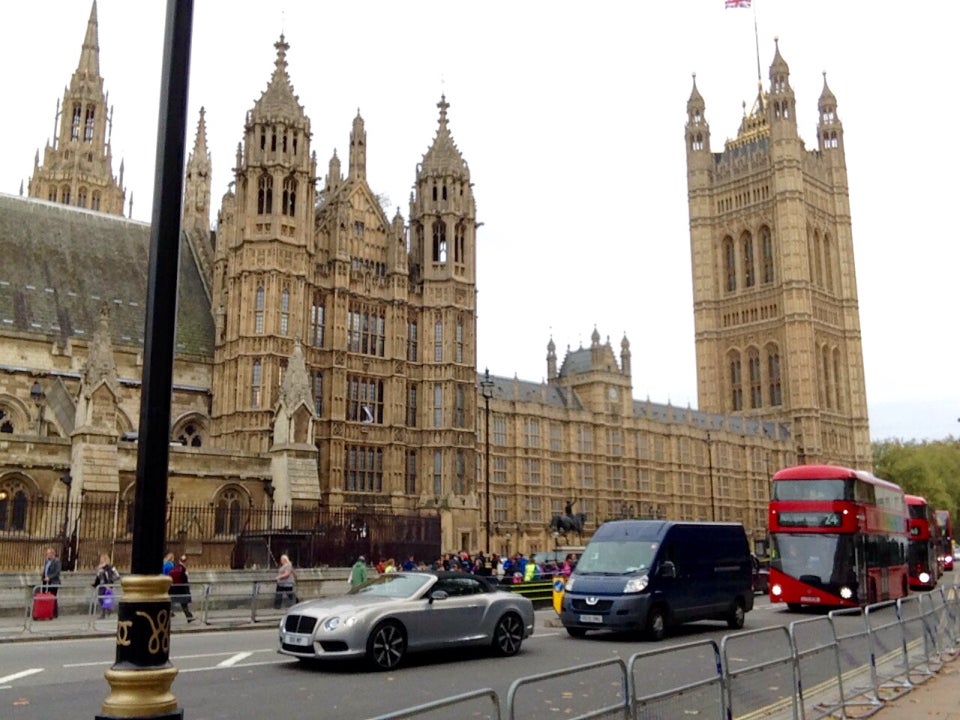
left=32, top=591, right=56, bottom=620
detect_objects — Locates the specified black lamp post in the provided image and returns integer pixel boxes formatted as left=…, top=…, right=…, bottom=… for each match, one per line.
left=480, top=368, right=494, bottom=553
left=30, top=380, right=45, bottom=436
left=707, top=431, right=717, bottom=521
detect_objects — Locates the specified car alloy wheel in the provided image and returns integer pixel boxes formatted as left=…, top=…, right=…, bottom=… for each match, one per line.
left=492, top=613, right=524, bottom=656
left=367, top=620, right=406, bottom=671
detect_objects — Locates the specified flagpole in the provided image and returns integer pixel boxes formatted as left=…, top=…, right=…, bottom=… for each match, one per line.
left=753, top=1, right=763, bottom=107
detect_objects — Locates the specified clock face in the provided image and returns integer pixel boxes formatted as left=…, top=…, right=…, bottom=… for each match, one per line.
left=609, top=387, right=618, bottom=399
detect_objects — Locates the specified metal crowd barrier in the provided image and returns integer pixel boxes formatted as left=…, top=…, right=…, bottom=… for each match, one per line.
left=366, top=689, right=501, bottom=720
left=367, top=581, right=960, bottom=720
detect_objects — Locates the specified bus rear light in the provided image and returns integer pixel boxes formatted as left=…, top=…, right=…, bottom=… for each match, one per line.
left=771, top=584, right=783, bottom=597
left=919, top=572, right=931, bottom=584
left=839, top=586, right=853, bottom=600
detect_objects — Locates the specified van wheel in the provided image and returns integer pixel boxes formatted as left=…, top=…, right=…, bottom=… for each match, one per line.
left=726, top=599, right=746, bottom=629
left=565, top=626, right=587, bottom=638
left=646, top=606, right=667, bottom=641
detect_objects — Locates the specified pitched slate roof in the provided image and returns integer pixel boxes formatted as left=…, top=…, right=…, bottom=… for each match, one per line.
left=0, top=193, right=214, bottom=358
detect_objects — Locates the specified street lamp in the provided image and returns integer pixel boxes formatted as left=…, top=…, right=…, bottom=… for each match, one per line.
left=706, top=431, right=717, bottom=521
left=30, top=380, right=45, bottom=436
left=480, top=368, right=494, bottom=553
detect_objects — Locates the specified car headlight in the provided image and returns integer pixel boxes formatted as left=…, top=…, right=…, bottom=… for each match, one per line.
left=564, top=576, right=575, bottom=592
left=623, top=575, right=649, bottom=594
left=322, top=615, right=359, bottom=631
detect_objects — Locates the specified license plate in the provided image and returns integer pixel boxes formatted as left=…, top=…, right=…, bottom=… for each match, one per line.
left=579, top=614, right=603, bottom=624
left=284, top=634, right=311, bottom=646
left=800, top=596, right=820, bottom=603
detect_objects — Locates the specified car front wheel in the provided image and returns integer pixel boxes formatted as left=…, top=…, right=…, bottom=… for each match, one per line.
left=646, top=606, right=667, bottom=641
left=367, top=620, right=406, bottom=671
left=492, top=613, right=524, bottom=656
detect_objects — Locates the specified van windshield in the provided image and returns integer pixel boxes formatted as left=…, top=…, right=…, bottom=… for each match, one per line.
left=575, top=540, right=658, bottom=574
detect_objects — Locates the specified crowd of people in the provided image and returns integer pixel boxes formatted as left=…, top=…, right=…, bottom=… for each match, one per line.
left=356, top=550, right=579, bottom=584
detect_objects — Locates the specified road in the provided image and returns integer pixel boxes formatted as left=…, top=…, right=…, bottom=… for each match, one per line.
left=0, top=598, right=815, bottom=719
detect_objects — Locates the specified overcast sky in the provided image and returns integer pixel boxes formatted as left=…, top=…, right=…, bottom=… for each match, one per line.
left=4, top=1, right=957, bottom=442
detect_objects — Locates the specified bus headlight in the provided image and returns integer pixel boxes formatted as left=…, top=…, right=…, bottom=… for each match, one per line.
left=919, top=572, right=931, bottom=584
left=839, top=586, right=853, bottom=600
left=771, top=584, right=782, bottom=597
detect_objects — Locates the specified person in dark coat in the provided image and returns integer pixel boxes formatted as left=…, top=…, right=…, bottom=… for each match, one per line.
left=169, top=555, right=195, bottom=622
left=41, top=547, right=62, bottom=617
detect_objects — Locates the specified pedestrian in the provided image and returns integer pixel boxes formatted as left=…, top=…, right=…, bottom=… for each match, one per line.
left=162, top=552, right=175, bottom=576
left=350, top=555, right=368, bottom=589
left=273, top=553, right=297, bottom=609
left=92, top=553, right=120, bottom=618
left=169, top=555, right=195, bottom=622
left=41, top=547, right=62, bottom=617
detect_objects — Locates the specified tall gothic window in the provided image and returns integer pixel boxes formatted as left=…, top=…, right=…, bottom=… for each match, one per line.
left=455, top=318, right=463, bottom=364
left=311, top=296, right=324, bottom=347
left=0, top=407, right=14, bottom=433
left=823, top=235, right=834, bottom=291
left=406, top=383, right=418, bottom=427
left=434, top=319, right=443, bottom=362
left=345, top=446, right=383, bottom=492
left=433, top=450, right=443, bottom=495
left=71, top=104, right=81, bottom=141
left=282, top=177, right=297, bottom=216
left=255, top=287, right=265, bottom=333
left=280, top=289, right=290, bottom=335
left=251, top=360, right=262, bottom=408
left=407, top=320, right=418, bottom=361
left=214, top=487, right=245, bottom=536
left=748, top=348, right=762, bottom=409
left=313, top=371, right=323, bottom=416
left=77, top=188, right=87, bottom=208
left=832, top=348, right=843, bottom=412
left=0, top=480, right=30, bottom=532
left=761, top=227, right=774, bottom=284
left=257, top=175, right=273, bottom=215
left=91, top=191, right=101, bottom=211
left=454, top=221, right=466, bottom=264
left=405, top=450, right=417, bottom=495
left=84, top=106, right=95, bottom=142
left=767, top=348, right=782, bottom=406
left=723, top=237, right=736, bottom=292
left=454, top=385, right=465, bottom=428
left=821, top=346, right=832, bottom=410
left=432, top=220, right=446, bottom=262
left=61, top=185, right=71, bottom=205
left=347, top=305, right=386, bottom=356
left=729, top=352, right=743, bottom=411
left=433, top=384, right=443, bottom=427
left=346, top=376, right=384, bottom=423
left=454, top=450, right=465, bottom=495
left=742, top=233, right=755, bottom=288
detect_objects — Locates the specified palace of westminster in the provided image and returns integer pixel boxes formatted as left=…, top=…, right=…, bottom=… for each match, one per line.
left=0, top=4, right=872, bottom=567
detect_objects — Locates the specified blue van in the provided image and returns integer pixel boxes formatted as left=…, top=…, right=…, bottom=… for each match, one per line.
left=559, top=520, right=754, bottom=640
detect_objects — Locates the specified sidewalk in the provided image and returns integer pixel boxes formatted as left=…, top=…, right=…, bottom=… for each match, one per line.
left=871, top=659, right=960, bottom=719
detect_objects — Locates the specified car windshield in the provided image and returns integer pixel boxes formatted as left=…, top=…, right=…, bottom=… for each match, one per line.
left=574, top=541, right=658, bottom=574
left=348, top=573, right=431, bottom=598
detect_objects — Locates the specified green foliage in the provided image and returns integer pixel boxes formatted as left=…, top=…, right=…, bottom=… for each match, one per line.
left=872, top=438, right=960, bottom=514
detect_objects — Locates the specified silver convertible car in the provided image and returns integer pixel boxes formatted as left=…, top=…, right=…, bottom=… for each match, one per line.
left=278, top=571, right=536, bottom=670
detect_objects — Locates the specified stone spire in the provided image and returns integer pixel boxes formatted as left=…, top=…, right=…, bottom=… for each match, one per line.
left=251, top=34, right=306, bottom=123
left=420, top=94, right=470, bottom=180
left=348, top=110, right=366, bottom=181
left=82, top=302, right=119, bottom=395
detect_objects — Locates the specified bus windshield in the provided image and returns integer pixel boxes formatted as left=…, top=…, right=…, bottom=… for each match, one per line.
left=770, top=533, right=857, bottom=585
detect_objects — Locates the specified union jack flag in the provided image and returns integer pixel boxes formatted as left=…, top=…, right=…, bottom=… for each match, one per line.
left=725, top=0, right=751, bottom=7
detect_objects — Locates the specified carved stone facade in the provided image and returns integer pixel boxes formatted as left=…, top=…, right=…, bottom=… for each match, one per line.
left=0, top=8, right=873, bottom=569
left=685, top=41, right=871, bottom=469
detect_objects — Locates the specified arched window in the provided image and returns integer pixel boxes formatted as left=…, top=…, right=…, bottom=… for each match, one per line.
left=214, top=487, right=247, bottom=536
left=823, top=234, right=834, bottom=291
left=821, top=345, right=832, bottom=410
left=767, top=347, right=782, bottom=406
left=761, top=227, right=774, bottom=283
left=748, top=347, right=762, bottom=409
left=280, top=289, right=290, bottom=335
left=729, top=351, right=743, bottom=411
left=257, top=176, right=273, bottom=215
left=255, top=286, right=265, bottom=334
left=91, top=191, right=101, bottom=211
left=61, top=185, right=71, bottom=205
left=812, top=232, right=823, bottom=287
left=71, top=104, right=81, bottom=140
left=252, top=359, right=262, bottom=408
left=174, top=419, right=205, bottom=447
left=723, top=237, right=736, bottom=292
left=432, top=221, right=447, bottom=262
left=742, top=232, right=755, bottom=288
left=84, top=106, right=95, bottom=142
left=454, top=221, right=466, bottom=264
left=0, top=479, right=31, bottom=532
left=0, top=407, right=14, bottom=433
left=77, top=187, right=87, bottom=208
left=282, top=178, right=297, bottom=216
left=832, top=348, right=843, bottom=412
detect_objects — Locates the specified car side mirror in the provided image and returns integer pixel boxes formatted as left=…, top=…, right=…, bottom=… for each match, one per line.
left=429, top=589, right=449, bottom=602
left=659, top=561, right=676, bottom=579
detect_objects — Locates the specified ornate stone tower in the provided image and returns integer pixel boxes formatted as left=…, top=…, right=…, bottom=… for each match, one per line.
left=407, top=95, right=480, bottom=547
left=27, top=1, right=126, bottom=215
left=210, top=35, right=316, bottom=452
left=686, top=41, right=870, bottom=468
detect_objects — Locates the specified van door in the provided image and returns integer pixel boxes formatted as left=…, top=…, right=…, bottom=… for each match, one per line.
left=658, top=530, right=700, bottom=621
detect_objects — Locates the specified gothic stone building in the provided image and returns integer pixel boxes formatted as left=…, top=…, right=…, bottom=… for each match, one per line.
left=0, top=7, right=866, bottom=570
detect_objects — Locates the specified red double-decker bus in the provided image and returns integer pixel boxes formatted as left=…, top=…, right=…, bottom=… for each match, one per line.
left=906, top=495, right=940, bottom=589
left=934, top=509, right=954, bottom=572
left=768, top=464, right=909, bottom=609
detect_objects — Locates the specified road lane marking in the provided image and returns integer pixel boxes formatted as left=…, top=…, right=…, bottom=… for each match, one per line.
left=0, top=668, right=44, bottom=684
left=64, top=648, right=277, bottom=668
left=217, top=652, right=252, bottom=667
left=179, top=658, right=288, bottom=673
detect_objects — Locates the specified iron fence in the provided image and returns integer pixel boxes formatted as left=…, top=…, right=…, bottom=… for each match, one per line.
left=0, top=497, right=441, bottom=572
